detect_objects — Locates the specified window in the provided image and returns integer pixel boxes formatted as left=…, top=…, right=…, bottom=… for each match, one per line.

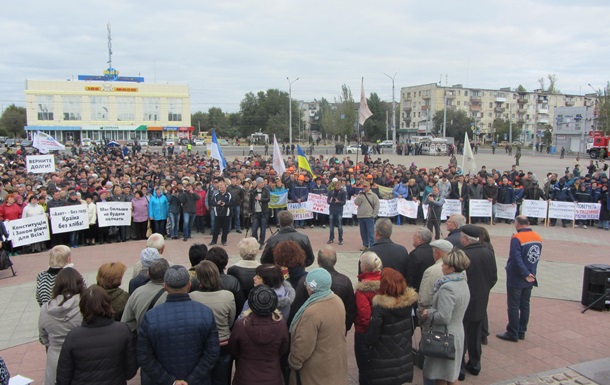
left=90, top=96, right=109, bottom=121
left=489, top=113, right=492, bottom=118
left=457, top=101, right=461, bottom=106
left=418, top=91, right=421, bottom=97
left=465, top=91, right=469, bottom=96
left=62, top=96, right=81, bottom=121
left=143, top=98, right=160, bottom=121
left=168, top=98, right=182, bottom=122
left=489, top=102, right=493, bottom=108
left=117, top=97, right=135, bottom=121
left=37, top=96, right=54, bottom=121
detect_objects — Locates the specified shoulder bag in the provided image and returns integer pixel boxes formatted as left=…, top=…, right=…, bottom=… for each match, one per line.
left=419, top=314, right=455, bottom=360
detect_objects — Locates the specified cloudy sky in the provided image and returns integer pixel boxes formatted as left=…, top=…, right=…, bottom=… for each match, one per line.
left=1, top=0, right=609, bottom=113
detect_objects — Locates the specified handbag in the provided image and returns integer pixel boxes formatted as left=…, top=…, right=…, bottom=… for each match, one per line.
left=419, top=315, right=456, bottom=360
left=146, top=220, right=152, bottom=238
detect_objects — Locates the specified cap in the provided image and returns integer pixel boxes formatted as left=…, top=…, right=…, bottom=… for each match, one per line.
left=366, top=175, right=373, bottom=179
left=298, top=175, right=305, bottom=181
left=140, top=247, right=161, bottom=268
left=430, top=239, right=454, bottom=252
left=164, top=265, right=190, bottom=289
left=460, top=224, right=480, bottom=238
left=68, top=191, right=77, bottom=197
left=248, top=285, right=278, bottom=317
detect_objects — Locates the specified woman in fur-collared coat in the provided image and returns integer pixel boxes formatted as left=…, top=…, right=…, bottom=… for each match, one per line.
left=366, top=268, right=418, bottom=385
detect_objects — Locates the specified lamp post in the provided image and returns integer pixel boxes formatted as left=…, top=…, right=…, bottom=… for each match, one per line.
left=588, top=83, right=599, bottom=133
left=287, top=77, right=299, bottom=146
left=383, top=72, right=397, bottom=147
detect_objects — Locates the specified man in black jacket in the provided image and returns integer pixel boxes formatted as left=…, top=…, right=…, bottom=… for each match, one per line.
left=288, top=245, right=356, bottom=332
left=406, top=227, right=434, bottom=292
left=249, top=177, right=270, bottom=249
left=261, top=211, right=314, bottom=266
left=444, top=213, right=465, bottom=248
left=359, top=218, right=410, bottom=279
left=210, top=179, right=233, bottom=246
left=179, top=183, right=200, bottom=242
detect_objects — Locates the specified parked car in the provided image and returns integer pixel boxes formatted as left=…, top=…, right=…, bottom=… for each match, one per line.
left=219, top=139, right=229, bottom=146
left=379, top=140, right=394, bottom=148
left=194, top=139, right=205, bottom=146
left=346, top=145, right=361, bottom=154
left=21, top=139, right=32, bottom=147
left=148, top=138, right=163, bottom=146
left=165, top=140, right=175, bottom=146
left=5, top=139, right=16, bottom=147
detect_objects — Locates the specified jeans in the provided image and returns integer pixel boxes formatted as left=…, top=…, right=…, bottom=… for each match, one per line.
left=329, top=213, right=343, bottom=242
left=294, top=219, right=304, bottom=228
left=506, top=286, right=532, bottom=339
left=183, top=212, right=196, bottom=239
left=211, top=351, right=232, bottom=385
left=69, top=231, right=79, bottom=247
left=169, top=212, right=181, bottom=238
left=153, top=219, right=167, bottom=236
left=358, top=217, right=375, bottom=247
left=354, top=332, right=372, bottom=385
left=251, top=212, right=267, bottom=244
left=231, top=205, right=242, bottom=231
left=210, top=209, right=216, bottom=233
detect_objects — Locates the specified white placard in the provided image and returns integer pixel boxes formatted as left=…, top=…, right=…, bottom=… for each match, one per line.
left=440, top=199, right=462, bottom=220
left=343, top=199, right=355, bottom=218
left=288, top=202, right=313, bottom=220
left=304, top=193, right=329, bottom=214
left=378, top=199, right=398, bottom=217
left=49, top=206, right=89, bottom=234
left=575, top=202, right=601, bottom=220
left=548, top=201, right=575, bottom=220
left=397, top=199, right=419, bottom=219
left=521, top=200, right=548, bottom=219
left=96, top=202, right=133, bottom=227
left=5, top=216, right=50, bottom=247
left=469, top=199, right=492, bottom=218
left=495, top=203, right=517, bottom=220
left=26, top=154, right=55, bottom=174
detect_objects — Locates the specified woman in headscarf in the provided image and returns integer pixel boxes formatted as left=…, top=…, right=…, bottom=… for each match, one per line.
left=288, top=268, right=348, bottom=385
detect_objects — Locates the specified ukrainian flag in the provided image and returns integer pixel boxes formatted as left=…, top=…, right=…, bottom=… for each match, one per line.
left=297, top=145, right=314, bottom=176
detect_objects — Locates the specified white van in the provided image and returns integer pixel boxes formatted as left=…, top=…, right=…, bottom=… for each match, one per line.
left=81, top=138, right=92, bottom=149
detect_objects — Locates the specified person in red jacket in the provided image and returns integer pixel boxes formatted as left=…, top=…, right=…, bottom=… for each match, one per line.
left=194, top=182, right=207, bottom=234
left=354, top=251, right=382, bottom=385
left=0, top=194, right=23, bottom=256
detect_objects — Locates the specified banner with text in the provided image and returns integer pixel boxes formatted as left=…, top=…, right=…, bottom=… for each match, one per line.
left=440, top=199, right=462, bottom=220
left=288, top=202, right=314, bottom=220
left=305, top=193, right=329, bottom=215
left=495, top=203, right=517, bottom=220
left=26, top=154, right=55, bottom=174
left=343, top=199, right=356, bottom=218
left=97, top=202, right=133, bottom=227
left=49, top=206, right=89, bottom=234
left=548, top=201, right=575, bottom=220
left=469, top=199, right=492, bottom=218
left=575, top=202, right=601, bottom=220
left=397, top=199, right=419, bottom=219
left=521, top=200, right=548, bottom=219
left=5, top=216, right=50, bottom=247
left=378, top=199, right=398, bottom=217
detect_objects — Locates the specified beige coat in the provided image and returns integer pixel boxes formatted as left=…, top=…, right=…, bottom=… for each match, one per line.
left=354, top=190, right=380, bottom=218
left=288, top=294, right=347, bottom=385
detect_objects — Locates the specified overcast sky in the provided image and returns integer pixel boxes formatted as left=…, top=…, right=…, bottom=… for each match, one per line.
left=2, top=0, right=609, bottom=114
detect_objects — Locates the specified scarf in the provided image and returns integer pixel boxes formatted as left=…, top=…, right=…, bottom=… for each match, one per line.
left=434, top=271, right=466, bottom=293
left=289, top=268, right=334, bottom=332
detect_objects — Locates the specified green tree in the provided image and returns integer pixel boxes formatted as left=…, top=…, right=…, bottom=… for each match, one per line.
left=432, top=109, right=474, bottom=141
left=336, top=84, right=356, bottom=139
left=516, top=84, right=527, bottom=93
left=238, top=89, right=297, bottom=141
left=0, top=105, right=26, bottom=138
left=492, top=118, right=523, bottom=143
left=191, top=111, right=207, bottom=135
left=593, top=82, right=610, bottom=135
left=362, top=92, right=387, bottom=142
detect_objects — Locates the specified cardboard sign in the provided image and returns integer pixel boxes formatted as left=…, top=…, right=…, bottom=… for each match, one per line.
left=96, top=202, right=133, bottom=227
left=397, top=199, right=419, bottom=219
left=440, top=199, right=462, bottom=220
left=521, top=200, right=548, bottom=219
left=5, top=216, right=50, bottom=247
left=26, top=154, right=55, bottom=174
left=378, top=199, right=398, bottom=217
left=575, top=202, right=601, bottom=220
left=495, top=203, right=517, bottom=220
left=548, top=201, right=575, bottom=220
left=49, top=206, right=89, bottom=234
left=288, top=202, right=313, bottom=220
left=469, top=199, right=492, bottom=218
left=305, top=193, right=329, bottom=214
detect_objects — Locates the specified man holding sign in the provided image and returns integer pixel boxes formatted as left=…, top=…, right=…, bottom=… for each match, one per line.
left=327, top=179, right=346, bottom=245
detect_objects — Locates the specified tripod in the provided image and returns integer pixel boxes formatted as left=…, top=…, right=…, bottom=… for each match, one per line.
left=581, top=282, right=610, bottom=314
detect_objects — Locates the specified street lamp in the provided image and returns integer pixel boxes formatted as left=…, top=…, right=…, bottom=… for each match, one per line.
left=287, top=77, right=299, bottom=146
left=383, top=72, right=397, bottom=146
left=588, top=83, right=599, bottom=133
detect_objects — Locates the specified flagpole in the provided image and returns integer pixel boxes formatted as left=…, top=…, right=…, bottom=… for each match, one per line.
left=355, top=77, right=362, bottom=168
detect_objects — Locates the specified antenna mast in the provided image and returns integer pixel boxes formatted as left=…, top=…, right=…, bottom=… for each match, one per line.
left=107, top=23, right=113, bottom=68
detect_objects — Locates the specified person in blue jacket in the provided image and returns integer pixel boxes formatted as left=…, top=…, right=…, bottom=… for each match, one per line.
left=497, top=176, right=515, bottom=223
left=149, top=186, right=169, bottom=236
left=290, top=175, right=309, bottom=229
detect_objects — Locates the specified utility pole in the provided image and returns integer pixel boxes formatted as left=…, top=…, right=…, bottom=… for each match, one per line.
left=443, top=93, right=448, bottom=138
left=287, top=77, right=299, bottom=146
left=509, top=102, right=513, bottom=143
left=383, top=73, right=397, bottom=147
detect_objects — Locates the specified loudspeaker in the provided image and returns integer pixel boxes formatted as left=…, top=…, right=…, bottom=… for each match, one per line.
left=581, top=264, right=610, bottom=310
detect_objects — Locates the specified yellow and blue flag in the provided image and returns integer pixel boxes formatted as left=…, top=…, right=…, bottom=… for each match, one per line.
left=297, top=145, right=314, bottom=176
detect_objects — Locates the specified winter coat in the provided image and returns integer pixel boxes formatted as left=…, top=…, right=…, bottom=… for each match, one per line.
left=550, top=183, right=573, bottom=202
left=167, top=193, right=182, bottom=214
left=241, top=281, right=295, bottom=322
left=468, top=183, right=483, bottom=199
left=180, top=191, right=201, bottom=214
left=354, top=271, right=381, bottom=333
left=195, top=189, right=207, bottom=216
left=407, top=242, right=435, bottom=292
left=148, top=193, right=169, bottom=220
left=230, top=313, right=289, bottom=385
left=227, top=184, right=244, bottom=206
left=355, top=190, right=380, bottom=218
left=56, top=316, right=137, bottom=385
left=88, top=285, right=130, bottom=321
left=211, top=191, right=233, bottom=217
left=365, top=288, right=418, bottom=385
left=463, top=242, right=497, bottom=321
left=227, top=260, right=261, bottom=302
left=261, top=227, right=315, bottom=267
left=290, top=183, right=309, bottom=202
left=36, top=268, right=61, bottom=306
left=120, top=281, right=167, bottom=333
left=362, top=238, right=410, bottom=280
left=483, top=183, right=498, bottom=204
left=249, top=187, right=270, bottom=216
left=85, top=201, right=97, bottom=225
left=445, top=229, right=462, bottom=248
left=392, top=183, right=409, bottom=199
left=288, top=294, right=347, bottom=385
left=131, top=196, right=149, bottom=223
left=524, top=186, right=545, bottom=201
left=506, top=228, right=542, bottom=289
left=22, top=203, right=45, bottom=218
left=497, top=183, right=515, bottom=204
left=0, top=202, right=22, bottom=221
left=39, top=294, right=84, bottom=385
left=310, top=183, right=328, bottom=196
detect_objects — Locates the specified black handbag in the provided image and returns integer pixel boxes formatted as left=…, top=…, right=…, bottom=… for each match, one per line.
left=419, top=315, right=456, bottom=360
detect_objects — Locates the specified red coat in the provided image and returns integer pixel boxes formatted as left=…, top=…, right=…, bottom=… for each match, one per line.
left=0, top=203, right=22, bottom=221
left=354, top=270, right=381, bottom=333
left=195, top=189, right=207, bottom=215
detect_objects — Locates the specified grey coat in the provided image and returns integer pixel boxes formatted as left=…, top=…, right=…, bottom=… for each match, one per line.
left=422, top=279, right=470, bottom=382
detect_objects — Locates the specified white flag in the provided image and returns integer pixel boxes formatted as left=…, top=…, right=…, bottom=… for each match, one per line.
left=210, top=130, right=227, bottom=174
left=462, top=132, right=477, bottom=175
left=358, top=77, right=373, bottom=125
left=272, top=135, right=286, bottom=176
left=32, top=131, right=66, bottom=154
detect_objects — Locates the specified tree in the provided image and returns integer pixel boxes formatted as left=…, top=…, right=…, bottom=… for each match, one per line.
left=362, top=92, right=388, bottom=142
left=547, top=74, right=560, bottom=94
left=191, top=111, right=207, bottom=135
left=491, top=118, right=523, bottom=143
left=238, top=89, right=297, bottom=141
left=593, top=82, right=610, bottom=135
left=432, top=109, right=474, bottom=141
left=516, top=84, right=527, bottom=93
left=0, top=105, right=26, bottom=138
left=336, top=84, right=356, bottom=139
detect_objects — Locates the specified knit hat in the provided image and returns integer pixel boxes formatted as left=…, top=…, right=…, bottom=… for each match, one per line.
left=164, top=265, right=190, bottom=289
left=305, top=268, right=332, bottom=294
left=140, top=247, right=161, bottom=268
left=249, top=285, right=278, bottom=317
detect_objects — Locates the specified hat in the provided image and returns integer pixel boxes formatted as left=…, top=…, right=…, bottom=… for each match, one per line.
left=460, top=224, right=480, bottom=238
left=305, top=268, right=332, bottom=294
left=248, top=285, right=278, bottom=317
left=140, top=247, right=161, bottom=268
left=332, top=177, right=339, bottom=183
left=68, top=191, right=77, bottom=197
left=298, top=175, right=305, bottom=181
left=430, top=239, right=454, bottom=252
left=362, top=181, right=370, bottom=187
left=255, top=177, right=264, bottom=185
left=164, top=265, right=190, bottom=289
left=366, top=175, right=373, bottom=179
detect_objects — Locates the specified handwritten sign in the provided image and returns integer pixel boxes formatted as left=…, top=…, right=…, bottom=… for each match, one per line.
left=26, top=154, right=55, bottom=174
left=96, top=202, right=133, bottom=227
left=378, top=199, right=398, bottom=217
left=49, top=206, right=89, bottom=234
left=288, top=202, right=313, bottom=220
left=575, top=202, right=601, bottom=220
left=305, top=193, right=329, bottom=214
left=5, top=216, right=50, bottom=247
left=343, top=199, right=355, bottom=219
left=495, top=203, right=517, bottom=220
left=469, top=199, right=492, bottom=218
left=440, top=199, right=462, bottom=220
left=521, top=200, right=548, bottom=219
left=397, top=199, right=419, bottom=219
left=548, top=201, right=575, bottom=220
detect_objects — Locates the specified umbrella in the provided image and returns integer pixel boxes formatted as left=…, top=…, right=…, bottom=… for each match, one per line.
left=106, top=141, right=120, bottom=147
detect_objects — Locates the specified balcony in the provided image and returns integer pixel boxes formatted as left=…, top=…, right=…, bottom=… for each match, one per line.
left=518, top=118, right=525, bottom=125
left=494, top=106, right=506, bottom=113
left=538, top=117, right=550, bottom=124
left=470, top=104, right=481, bottom=111
left=403, top=105, right=412, bottom=113
left=445, top=91, right=456, bottom=99
left=517, top=97, right=528, bottom=104
left=495, top=95, right=507, bottom=103
left=470, top=96, right=482, bottom=103
left=538, top=107, right=549, bottom=114
left=422, top=92, right=431, bottom=100
left=565, top=99, right=575, bottom=106
left=421, top=105, right=430, bottom=110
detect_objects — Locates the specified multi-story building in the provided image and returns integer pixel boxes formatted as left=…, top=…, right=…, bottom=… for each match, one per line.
left=398, top=83, right=592, bottom=145
left=25, top=68, right=192, bottom=144
left=554, top=103, right=596, bottom=153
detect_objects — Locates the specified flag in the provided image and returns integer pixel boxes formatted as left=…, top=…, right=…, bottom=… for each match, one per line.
left=32, top=131, right=66, bottom=154
left=210, top=129, right=227, bottom=174
left=297, top=145, right=314, bottom=176
left=462, top=132, right=477, bottom=175
left=269, top=189, right=289, bottom=208
left=272, top=135, right=286, bottom=176
left=358, top=77, right=373, bottom=125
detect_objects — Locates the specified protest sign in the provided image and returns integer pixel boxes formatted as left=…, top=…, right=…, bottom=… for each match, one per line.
left=440, top=199, right=462, bottom=220
left=469, top=199, right=492, bottom=218
left=397, top=199, right=419, bottom=219
left=49, top=206, right=89, bottom=234
left=288, top=202, right=313, bottom=220
left=5, top=216, right=50, bottom=247
left=343, top=199, right=356, bottom=218
left=378, top=199, right=398, bottom=217
left=305, top=193, right=329, bottom=214
left=548, top=201, right=575, bottom=220
left=96, top=202, right=133, bottom=227
left=495, top=203, right=517, bottom=220
left=521, top=200, right=548, bottom=219
left=575, top=202, right=601, bottom=220
left=26, top=154, right=55, bottom=174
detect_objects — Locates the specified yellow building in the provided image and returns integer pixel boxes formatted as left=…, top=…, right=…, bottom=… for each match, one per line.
left=25, top=70, right=192, bottom=144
